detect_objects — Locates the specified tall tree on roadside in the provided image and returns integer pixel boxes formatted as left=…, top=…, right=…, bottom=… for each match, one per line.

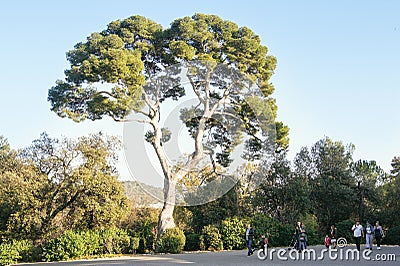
left=47, top=14, right=288, bottom=240
left=252, top=151, right=310, bottom=224
left=294, top=137, right=356, bottom=232
left=380, top=157, right=400, bottom=227
left=351, top=160, right=386, bottom=222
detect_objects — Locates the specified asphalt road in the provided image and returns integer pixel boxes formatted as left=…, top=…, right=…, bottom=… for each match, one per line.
left=16, top=245, right=399, bottom=266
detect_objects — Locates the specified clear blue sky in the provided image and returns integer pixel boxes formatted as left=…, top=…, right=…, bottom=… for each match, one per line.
left=0, top=0, right=399, bottom=176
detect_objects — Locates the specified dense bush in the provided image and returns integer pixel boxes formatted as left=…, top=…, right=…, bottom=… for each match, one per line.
left=275, top=223, right=295, bottom=247
left=251, top=214, right=282, bottom=247
left=382, top=225, right=400, bottom=245
left=184, top=233, right=200, bottom=251
left=98, top=228, right=130, bottom=254
left=0, top=239, right=39, bottom=266
left=13, top=239, right=39, bottom=262
left=42, top=228, right=131, bottom=261
left=200, top=225, right=223, bottom=251
left=0, top=242, right=20, bottom=266
left=42, top=230, right=91, bottom=261
left=336, top=220, right=355, bottom=244
left=221, top=217, right=246, bottom=250
left=156, top=228, right=185, bottom=254
left=130, top=237, right=140, bottom=254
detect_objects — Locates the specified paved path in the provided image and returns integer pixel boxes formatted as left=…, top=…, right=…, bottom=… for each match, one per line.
left=17, top=245, right=399, bottom=265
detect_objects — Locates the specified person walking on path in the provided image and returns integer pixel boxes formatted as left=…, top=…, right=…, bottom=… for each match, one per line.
left=245, top=223, right=255, bottom=256
left=374, top=221, right=384, bottom=250
left=365, top=221, right=374, bottom=250
left=352, top=221, right=364, bottom=252
left=298, top=223, right=307, bottom=251
left=294, top=221, right=301, bottom=250
left=330, top=225, right=338, bottom=249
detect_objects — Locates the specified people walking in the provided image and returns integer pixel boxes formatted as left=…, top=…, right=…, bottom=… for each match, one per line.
left=365, top=221, right=374, bottom=250
left=374, top=221, right=384, bottom=250
left=352, top=221, right=364, bottom=251
left=245, top=223, right=255, bottom=256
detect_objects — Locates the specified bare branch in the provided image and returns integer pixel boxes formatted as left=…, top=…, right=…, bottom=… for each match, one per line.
left=187, top=74, right=205, bottom=104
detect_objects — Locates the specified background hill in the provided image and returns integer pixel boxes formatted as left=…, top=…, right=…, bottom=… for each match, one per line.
left=121, top=181, right=163, bottom=208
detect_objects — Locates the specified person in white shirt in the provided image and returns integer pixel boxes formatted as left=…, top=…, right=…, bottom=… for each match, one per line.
left=352, top=221, right=364, bottom=251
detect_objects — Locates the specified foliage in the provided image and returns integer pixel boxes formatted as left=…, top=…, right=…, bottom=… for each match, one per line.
left=298, top=213, right=319, bottom=245
left=251, top=214, right=282, bottom=247
left=252, top=151, right=311, bottom=225
left=0, top=239, right=39, bottom=266
left=0, top=242, right=19, bottom=266
left=351, top=160, right=385, bottom=223
left=98, top=228, right=131, bottom=254
left=201, top=225, right=223, bottom=251
left=382, top=225, right=400, bottom=245
left=381, top=157, right=400, bottom=227
left=294, top=137, right=356, bottom=232
left=184, top=233, right=200, bottom=251
left=47, top=13, right=288, bottom=239
left=130, top=237, right=140, bottom=254
left=220, top=217, right=246, bottom=250
left=0, top=133, right=129, bottom=242
left=42, top=230, right=89, bottom=261
left=335, top=220, right=355, bottom=244
left=156, top=228, right=185, bottom=254
left=42, top=228, right=130, bottom=261
left=187, top=187, right=239, bottom=234
left=123, top=207, right=159, bottom=253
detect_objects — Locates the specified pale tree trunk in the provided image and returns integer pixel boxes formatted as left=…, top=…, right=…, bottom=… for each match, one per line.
left=157, top=177, right=177, bottom=240
left=149, top=68, right=232, bottom=246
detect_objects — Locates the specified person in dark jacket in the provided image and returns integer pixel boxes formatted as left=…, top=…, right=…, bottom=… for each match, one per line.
left=330, top=225, right=338, bottom=249
left=245, top=223, right=255, bottom=256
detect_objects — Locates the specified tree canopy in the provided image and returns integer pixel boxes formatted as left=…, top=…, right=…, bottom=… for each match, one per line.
left=47, top=13, right=289, bottom=239
left=0, top=133, right=129, bottom=241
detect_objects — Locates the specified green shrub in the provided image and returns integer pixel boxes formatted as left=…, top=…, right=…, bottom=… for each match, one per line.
left=42, top=230, right=88, bottom=261
left=156, top=228, right=185, bottom=254
left=42, top=228, right=131, bottom=261
left=336, top=220, right=355, bottom=244
left=98, top=228, right=130, bottom=254
left=383, top=225, right=400, bottom=245
left=184, top=233, right=200, bottom=251
left=130, top=237, right=140, bottom=254
left=0, top=239, right=40, bottom=265
left=0, top=242, right=20, bottom=266
left=201, top=225, right=223, bottom=251
left=135, top=220, right=156, bottom=253
left=11, top=239, right=39, bottom=262
left=275, top=223, right=295, bottom=247
left=221, top=217, right=246, bottom=250
left=251, top=214, right=282, bottom=247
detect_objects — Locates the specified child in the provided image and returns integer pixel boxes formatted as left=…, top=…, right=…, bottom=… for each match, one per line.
left=324, top=234, right=331, bottom=248
left=259, top=234, right=268, bottom=249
